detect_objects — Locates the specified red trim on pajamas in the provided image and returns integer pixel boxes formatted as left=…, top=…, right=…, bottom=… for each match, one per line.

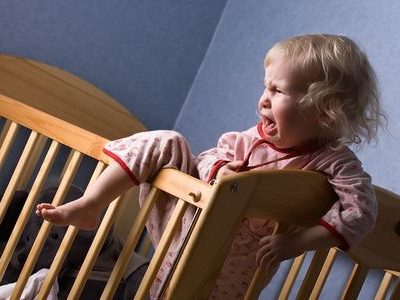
left=103, top=148, right=140, bottom=185
left=207, top=160, right=229, bottom=183
left=319, top=219, right=350, bottom=251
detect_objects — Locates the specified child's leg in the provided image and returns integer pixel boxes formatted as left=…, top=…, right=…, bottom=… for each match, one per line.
left=36, top=130, right=198, bottom=297
left=36, top=162, right=134, bottom=230
left=36, top=130, right=198, bottom=232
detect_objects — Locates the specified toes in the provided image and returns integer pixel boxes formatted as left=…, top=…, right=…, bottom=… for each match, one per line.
left=36, top=203, right=56, bottom=217
left=39, top=203, right=55, bottom=210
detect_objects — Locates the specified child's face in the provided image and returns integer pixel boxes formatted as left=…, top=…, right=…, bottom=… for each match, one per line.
left=258, top=57, right=321, bottom=149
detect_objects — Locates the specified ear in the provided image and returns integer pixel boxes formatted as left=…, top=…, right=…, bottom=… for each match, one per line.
left=0, top=190, right=28, bottom=241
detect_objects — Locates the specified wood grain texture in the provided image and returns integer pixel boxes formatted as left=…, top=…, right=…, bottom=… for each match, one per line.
left=0, top=95, right=109, bottom=162
left=0, top=54, right=146, bottom=139
left=2, top=54, right=400, bottom=299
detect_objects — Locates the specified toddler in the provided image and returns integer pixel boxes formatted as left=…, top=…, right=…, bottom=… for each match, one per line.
left=37, top=34, right=386, bottom=299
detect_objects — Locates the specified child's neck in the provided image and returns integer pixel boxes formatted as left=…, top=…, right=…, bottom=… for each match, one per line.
left=257, top=122, right=324, bottom=154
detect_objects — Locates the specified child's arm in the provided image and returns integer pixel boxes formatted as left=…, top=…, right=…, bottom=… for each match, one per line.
left=255, top=148, right=378, bottom=271
left=312, top=147, right=378, bottom=250
left=197, top=128, right=257, bottom=182
left=256, top=225, right=341, bottom=271
left=214, top=161, right=244, bottom=179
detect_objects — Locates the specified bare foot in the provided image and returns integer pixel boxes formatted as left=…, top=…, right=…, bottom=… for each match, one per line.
left=36, top=198, right=101, bottom=230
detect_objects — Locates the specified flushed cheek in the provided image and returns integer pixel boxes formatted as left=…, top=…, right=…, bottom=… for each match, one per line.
left=257, top=102, right=262, bottom=114
left=275, top=117, right=304, bottom=138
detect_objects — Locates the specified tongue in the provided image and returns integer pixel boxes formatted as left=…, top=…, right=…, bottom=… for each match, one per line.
left=264, top=119, right=276, bottom=136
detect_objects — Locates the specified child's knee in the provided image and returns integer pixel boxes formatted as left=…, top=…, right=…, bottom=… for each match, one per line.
left=151, top=130, right=190, bottom=150
left=153, top=130, right=185, bottom=140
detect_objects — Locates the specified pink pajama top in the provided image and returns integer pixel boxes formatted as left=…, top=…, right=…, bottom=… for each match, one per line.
left=104, top=124, right=377, bottom=299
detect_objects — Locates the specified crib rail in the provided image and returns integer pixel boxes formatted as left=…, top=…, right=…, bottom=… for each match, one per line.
left=0, top=96, right=216, bottom=299
left=159, top=170, right=400, bottom=299
left=0, top=54, right=146, bottom=140
left=0, top=96, right=133, bottom=299
left=1, top=95, right=400, bottom=299
left=0, top=94, right=109, bottom=162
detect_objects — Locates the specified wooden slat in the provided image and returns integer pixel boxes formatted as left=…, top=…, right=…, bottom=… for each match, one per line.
left=164, top=174, right=257, bottom=299
left=66, top=195, right=123, bottom=300
left=16, top=135, right=48, bottom=190
left=113, top=187, right=142, bottom=240
left=244, top=222, right=290, bottom=300
left=0, top=95, right=109, bottom=162
left=135, top=199, right=189, bottom=299
left=278, top=254, right=306, bottom=300
left=59, top=149, right=74, bottom=179
left=296, top=248, right=330, bottom=299
left=390, top=278, right=400, bottom=300
left=310, top=248, right=338, bottom=299
left=375, top=272, right=393, bottom=300
left=10, top=150, right=82, bottom=300
left=39, top=227, right=79, bottom=299
left=0, top=119, right=13, bottom=145
left=340, top=264, right=369, bottom=300
left=36, top=161, right=106, bottom=300
left=0, top=140, right=60, bottom=282
left=0, top=120, right=19, bottom=171
left=0, top=131, right=40, bottom=227
left=101, top=187, right=160, bottom=300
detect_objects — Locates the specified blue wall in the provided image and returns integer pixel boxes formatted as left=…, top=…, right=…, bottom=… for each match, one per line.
left=0, top=0, right=227, bottom=129
left=1, top=1, right=399, bottom=298
left=3, top=0, right=398, bottom=193
left=176, top=0, right=400, bottom=195
left=174, top=2, right=400, bottom=297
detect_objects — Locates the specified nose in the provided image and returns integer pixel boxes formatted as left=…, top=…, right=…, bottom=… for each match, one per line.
left=259, top=90, right=271, bottom=109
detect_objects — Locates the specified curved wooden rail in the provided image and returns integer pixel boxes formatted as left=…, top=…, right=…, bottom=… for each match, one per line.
left=0, top=95, right=109, bottom=163
left=0, top=54, right=146, bottom=139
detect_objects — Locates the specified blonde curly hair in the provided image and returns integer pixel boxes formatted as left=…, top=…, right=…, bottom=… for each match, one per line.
left=265, top=34, right=387, bottom=148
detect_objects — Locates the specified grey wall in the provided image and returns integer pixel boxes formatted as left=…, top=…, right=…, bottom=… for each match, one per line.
left=0, top=0, right=227, bottom=129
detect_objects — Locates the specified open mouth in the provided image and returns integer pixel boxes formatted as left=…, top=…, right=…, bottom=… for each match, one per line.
left=263, top=117, right=277, bottom=136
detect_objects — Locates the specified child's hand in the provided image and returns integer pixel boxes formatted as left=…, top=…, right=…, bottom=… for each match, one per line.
left=256, top=225, right=342, bottom=271
left=215, top=161, right=244, bottom=179
left=256, top=233, right=305, bottom=271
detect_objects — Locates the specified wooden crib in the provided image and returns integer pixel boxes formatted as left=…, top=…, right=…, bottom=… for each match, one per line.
left=1, top=55, right=400, bottom=299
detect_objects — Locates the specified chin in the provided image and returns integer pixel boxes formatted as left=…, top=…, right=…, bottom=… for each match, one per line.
left=266, top=135, right=280, bottom=145
left=268, top=139, right=291, bottom=149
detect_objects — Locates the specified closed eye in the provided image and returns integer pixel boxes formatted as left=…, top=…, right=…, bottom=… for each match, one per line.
left=272, top=86, right=284, bottom=95
left=264, top=78, right=285, bottom=94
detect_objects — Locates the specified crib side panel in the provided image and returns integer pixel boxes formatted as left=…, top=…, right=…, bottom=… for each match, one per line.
left=348, top=186, right=400, bottom=270
left=2, top=95, right=400, bottom=299
left=0, top=96, right=147, bottom=299
left=1, top=101, right=215, bottom=299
